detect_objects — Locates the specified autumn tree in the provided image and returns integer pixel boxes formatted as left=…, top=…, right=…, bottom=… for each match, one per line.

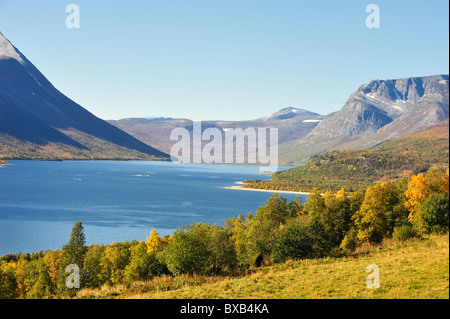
left=225, top=214, right=250, bottom=267
left=0, top=262, right=18, bottom=299
left=405, top=173, right=429, bottom=222
left=145, top=230, right=172, bottom=254
left=99, top=242, right=132, bottom=285
left=354, top=182, right=408, bottom=244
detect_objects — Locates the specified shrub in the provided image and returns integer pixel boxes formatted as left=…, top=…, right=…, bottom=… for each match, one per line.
left=340, top=228, right=358, bottom=252
left=392, top=224, right=419, bottom=241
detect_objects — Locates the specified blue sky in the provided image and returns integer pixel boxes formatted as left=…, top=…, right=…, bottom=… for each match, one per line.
left=0, top=0, right=448, bottom=121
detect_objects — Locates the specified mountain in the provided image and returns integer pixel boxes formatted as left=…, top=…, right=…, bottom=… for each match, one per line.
left=108, top=107, right=324, bottom=158
left=281, top=75, right=449, bottom=165
left=0, top=31, right=169, bottom=160
left=244, top=118, right=449, bottom=193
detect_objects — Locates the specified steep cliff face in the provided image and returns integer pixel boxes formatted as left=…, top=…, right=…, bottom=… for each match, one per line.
left=281, top=75, right=449, bottom=164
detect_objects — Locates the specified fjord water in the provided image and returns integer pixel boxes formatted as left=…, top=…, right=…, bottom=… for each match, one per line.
left=0, top=161, right=304, bottom=256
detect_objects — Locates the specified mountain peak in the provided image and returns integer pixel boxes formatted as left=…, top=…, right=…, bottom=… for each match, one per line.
left=0, top=32, right=24, bottom=63
left=263, top=107, right=320, bottom=120
left=358, top=75, right=449, bottom=104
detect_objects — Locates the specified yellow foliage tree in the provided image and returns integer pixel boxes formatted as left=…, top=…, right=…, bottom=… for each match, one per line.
left=353, top=183, right=389, bottom=244
left=405, top=173, right=429, bottom=221
left=145, top=230, right=171, bottom=254
left=46, top=250, right=62, bottom=292
left=99, top=242, right=131, bottom=285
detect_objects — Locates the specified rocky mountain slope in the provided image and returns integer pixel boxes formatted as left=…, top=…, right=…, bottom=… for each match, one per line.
left=0, top=31, right=168, bottom=160
left=281, top=75, right=449, bottom=165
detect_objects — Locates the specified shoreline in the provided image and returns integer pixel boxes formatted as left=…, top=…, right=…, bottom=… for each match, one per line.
left=225, top=182, right=310, bottom=195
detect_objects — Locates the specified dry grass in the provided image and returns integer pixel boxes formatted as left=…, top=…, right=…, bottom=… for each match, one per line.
left=75, top=234, right=449, bottom=299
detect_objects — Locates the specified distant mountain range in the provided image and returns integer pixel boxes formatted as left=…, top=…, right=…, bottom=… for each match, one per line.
left=0, top=31, right=448, bottom=165
left=108, top=107, right=324, bottom=159
left=0, top=32, right=168, bottom=160
left=110, top=75, right=448, bottom=166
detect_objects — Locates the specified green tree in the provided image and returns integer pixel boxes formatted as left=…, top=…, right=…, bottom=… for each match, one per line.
left=417, top=193, right=449, bottom=234
left=124, top=241, right=168, bottom=283
left=272, top=217, right=314, bottom=263
left=63, top=221, right=87, bottom=269
left=162, top=224, right=212, bottom=275
left=83, top=244, right=105, bottom=288
left=256, top=193, right=291, bottom=224
left=319, top=189, right=353, bottom=247
left=287, top=196, right=305, bottom=217
left=425, top=167, right=445, bottom=194
left=304, top=188, right=326, bottom=218
left=209, top=225, right=237, bottom=274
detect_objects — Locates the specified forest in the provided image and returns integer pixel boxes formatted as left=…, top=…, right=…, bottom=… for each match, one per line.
left=0, top=167, right=448, bottom=299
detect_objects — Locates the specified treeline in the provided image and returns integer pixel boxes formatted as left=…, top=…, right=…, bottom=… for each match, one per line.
left=245, top=149, right=449, bottom=193
left=0, top=168, right=448, bottom=299
left=242, top=178, right=371, bottom=193
left=0, top=133, right=165, bottom=161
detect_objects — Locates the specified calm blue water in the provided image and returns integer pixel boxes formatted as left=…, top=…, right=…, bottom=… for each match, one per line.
left=0, top=161, right=304, bottom=256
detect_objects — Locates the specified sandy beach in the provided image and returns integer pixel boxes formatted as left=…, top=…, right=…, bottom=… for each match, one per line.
left=224, top=182, right=310, bottom=195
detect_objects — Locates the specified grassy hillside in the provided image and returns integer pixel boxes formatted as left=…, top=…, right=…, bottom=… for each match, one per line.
left=75, top=234, right=449, bottom=299
left=245, top=120, right=449, bottom=192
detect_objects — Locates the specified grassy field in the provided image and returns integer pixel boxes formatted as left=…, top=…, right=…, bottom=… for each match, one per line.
left=75, top=234, right=449, bottom=299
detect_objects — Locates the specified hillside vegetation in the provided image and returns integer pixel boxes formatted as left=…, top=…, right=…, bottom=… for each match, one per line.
left=0, top=130, right=167, bottom=161
left=245, top=120, right=449, bottom=193
left=1, top=168, right=448, bottom=299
